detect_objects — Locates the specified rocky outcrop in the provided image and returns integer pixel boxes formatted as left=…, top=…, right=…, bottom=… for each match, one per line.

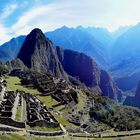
left=6, top=59, right=27, bottom=71
left=56, top=47, right=122, bottom=101
left=99, top=70, right=122, bottom=101
left=56, top=47, right=100, bottom=87
left=17, top=28, right=68, bottom=80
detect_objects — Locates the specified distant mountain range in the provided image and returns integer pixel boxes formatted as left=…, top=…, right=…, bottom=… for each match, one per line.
left=0, top=24, right=140, bottom=102
left=0, top=35, right=25, bottom=62
left=110, top=23, right=140, bottom=92
left=46, top=26, right=111, bottom=69
left=124, top=81, right=140, bottom=107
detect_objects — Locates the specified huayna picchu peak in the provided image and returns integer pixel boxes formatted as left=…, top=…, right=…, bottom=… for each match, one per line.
left=18, top=28, right=68, bottom=80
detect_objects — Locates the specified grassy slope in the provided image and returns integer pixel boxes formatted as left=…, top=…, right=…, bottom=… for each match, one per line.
left=0, top=133, right=140, bottom=140
left=4, top=76, right=140, bottom=139
left=5, top=76, right=40, bottom=94
left=26, top=125, right=61, bottom=131
left=5, top=76, right=62, bottom=131
left=15, top=105, right=22, bottom=121
left=37, top=95, right=58, bottom=108
left=76, top=89, right=87, bottom=110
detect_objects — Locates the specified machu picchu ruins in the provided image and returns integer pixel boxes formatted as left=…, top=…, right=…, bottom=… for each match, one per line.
left=0, top=69, right=89, bottom=137
left=0, top=74, right=64, bottom=136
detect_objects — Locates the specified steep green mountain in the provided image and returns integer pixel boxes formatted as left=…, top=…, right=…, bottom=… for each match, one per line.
left=17, top=28, right=68, bottom=80
left=17, top=28, right=122, bottom=101
left=0, top=26, right=112, bottom=69
left=0, top=24, right=139, bottom=96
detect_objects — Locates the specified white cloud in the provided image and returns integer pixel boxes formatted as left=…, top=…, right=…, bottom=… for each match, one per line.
left=0, top=2, right=18, bottom=44
left=11, top=0, right=99, bottom=36
left=0, top=24, right=11, bottom=44
left=1, top=0, right=140, bottom=44
left=11, top=0, right=140, bottom=36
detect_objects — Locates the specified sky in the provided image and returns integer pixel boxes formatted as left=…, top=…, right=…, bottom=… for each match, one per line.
left=0, top=0, right=140, bottom=44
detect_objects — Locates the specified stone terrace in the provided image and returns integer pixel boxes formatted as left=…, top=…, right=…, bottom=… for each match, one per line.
left=24, top=93, right=59, bottom=128
left=0, top=78, right=60, bottom=130
left=10, top=70, right=78, bottom=107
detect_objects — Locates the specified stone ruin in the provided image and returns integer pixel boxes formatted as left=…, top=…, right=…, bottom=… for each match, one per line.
left=8, top=70, right=82, bottom=128
left=10, top=70, right=78, bottom=107
left=0, top=91, right=16, bottom=118
left=24, top=93, right=59, bottom=128
left=0, top=90, right=25, bottom=128
left=0, top=78, right=60, bottom=129
left=10, top=70, right=69, bottom=94
left=52, top=89, right=78, bottom=107
left=0, top=90, right=60, bottom=129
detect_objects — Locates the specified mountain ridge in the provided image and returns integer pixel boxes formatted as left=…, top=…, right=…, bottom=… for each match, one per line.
left=17, top=28, right=122, bottom=101
left=0, top=25, right=139, bottom=100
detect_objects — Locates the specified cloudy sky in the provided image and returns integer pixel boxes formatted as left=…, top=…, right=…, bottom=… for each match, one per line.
left=0, top=0, right=140, bottom=44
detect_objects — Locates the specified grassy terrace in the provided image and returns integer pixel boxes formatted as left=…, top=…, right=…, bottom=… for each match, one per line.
left=16, top=98, right=27, bottom=122
left=37, top=95, right=58, bottom=108
left=5, top=76, right=40, bottom=94
left=51, top=112, right=69, bottom=126
left=0, top=133, right=140, bottom=140
left=76, top=89, right=87, bottom=110
left=26, top=125, right=61, bottom=132
left=15, top=105, right=22, bottom=121
left=22, top=99, right=27, bottom=121
left=5, top=76, right=62, bottom=108
left=37, top=96, right=77, bottom=128
left=5, top=76, right=66, bottom=132
left=51, top=112, right=78, bottom=129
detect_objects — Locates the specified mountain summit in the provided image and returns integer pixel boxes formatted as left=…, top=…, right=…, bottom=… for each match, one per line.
left=18, top=28, right=68, bottom=79
left=18, top=28, right=49, bottom=68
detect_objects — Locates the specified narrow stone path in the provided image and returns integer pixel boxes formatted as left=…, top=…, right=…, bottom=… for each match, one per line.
left=12, top=93, right=19, bottom=120
left=0, top=86, right=6, bottom=102
left=21, top=95, right=24, bottom=121
left=60, top=123, right=67, bottom=133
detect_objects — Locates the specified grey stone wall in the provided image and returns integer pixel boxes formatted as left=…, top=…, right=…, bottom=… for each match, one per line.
left=27, top=119, right=59, bottom=128
left=0, top=118, right=25, bottom=128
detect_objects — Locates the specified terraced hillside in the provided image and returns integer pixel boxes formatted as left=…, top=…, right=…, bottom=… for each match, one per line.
left=0, top=70, right=140, bottom=140
left=4, top=72, right=89, bottom=132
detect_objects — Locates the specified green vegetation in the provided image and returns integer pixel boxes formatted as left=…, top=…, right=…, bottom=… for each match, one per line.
left=5, top=76, right=40, bottom=94
left=15, top=105, right=22, bottom=121
left=22, top=99, right=27, bottom=121
left=52, top=112, right=78, bottom=129
left=1, top=133, right=140, bottom=140
left=27, top=125, right=61, bottom=131
left=52, top=113, right=69, bottom=126
left=89, top=95, right=140, bottom=131
left=37, top=95, right=58, bottom=108
left=59, top=107, right=70, bottom=113
left=76, top=89, right=87, bottom=110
